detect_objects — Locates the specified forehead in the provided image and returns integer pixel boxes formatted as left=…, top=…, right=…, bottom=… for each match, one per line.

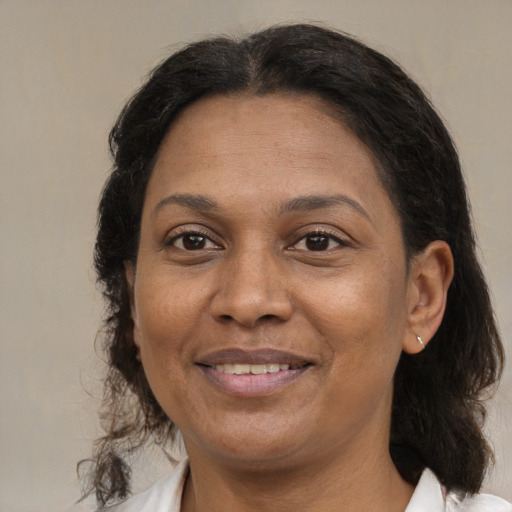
left=146, top=92, right=396, bottom=224
left=160, top=93, right=369, bottom=157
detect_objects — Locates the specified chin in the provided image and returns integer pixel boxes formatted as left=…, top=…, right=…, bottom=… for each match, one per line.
left=184, top=416, right=314, bottom=469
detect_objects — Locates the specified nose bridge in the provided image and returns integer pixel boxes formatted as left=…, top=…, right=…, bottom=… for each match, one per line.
left=211, top=240, right=292, bottom=326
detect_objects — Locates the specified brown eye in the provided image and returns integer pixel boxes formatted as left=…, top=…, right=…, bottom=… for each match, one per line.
left=168, top=232, right=220, bottom=251
left=292, top=232, right=347, bottom=252
left=182, top=234, right=207, bottom=250
left=305, top=235, right=330, bottom=251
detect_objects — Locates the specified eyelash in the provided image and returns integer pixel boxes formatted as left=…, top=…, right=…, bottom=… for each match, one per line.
left=290, top=229, right=349, bottom=252
left=165, top=228, right=349, bottom=252
left=165, top=229, right=222, bottom=251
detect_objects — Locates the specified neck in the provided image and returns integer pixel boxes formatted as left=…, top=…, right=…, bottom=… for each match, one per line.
left=181, top=434, right=414, bottom=512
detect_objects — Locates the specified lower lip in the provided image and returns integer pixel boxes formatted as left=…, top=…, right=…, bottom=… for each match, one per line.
left=198, top=366, right=310, bottom=397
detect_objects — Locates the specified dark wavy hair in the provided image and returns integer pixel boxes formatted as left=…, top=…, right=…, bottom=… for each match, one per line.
left=81, top=23, right=504, bottom=507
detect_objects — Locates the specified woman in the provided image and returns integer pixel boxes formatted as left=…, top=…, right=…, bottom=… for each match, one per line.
left=82, top=24, right=510, bottom=511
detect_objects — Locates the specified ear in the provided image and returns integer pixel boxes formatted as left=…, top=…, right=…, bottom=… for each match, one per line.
left=124, top=260, right=142, bottom=353
left=403, top=241, right=454, bottom=354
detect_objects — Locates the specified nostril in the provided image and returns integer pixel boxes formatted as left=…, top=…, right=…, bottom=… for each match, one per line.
left=210, top=282, right=294, bottom=326
left=218, top=313, right=277, bottom=323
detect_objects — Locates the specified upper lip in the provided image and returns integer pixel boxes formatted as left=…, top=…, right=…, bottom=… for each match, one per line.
left=196, top=348, right=312, bottom=367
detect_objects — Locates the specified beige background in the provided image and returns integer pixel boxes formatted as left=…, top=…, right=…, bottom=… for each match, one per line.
left=0, top=1, right=510, bottom=510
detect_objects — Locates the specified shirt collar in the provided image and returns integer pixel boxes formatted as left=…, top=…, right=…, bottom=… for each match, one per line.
left=405, top=468, right=445, bottom=512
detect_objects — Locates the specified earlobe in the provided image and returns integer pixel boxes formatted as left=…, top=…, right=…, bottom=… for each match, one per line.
left=403, top=241, right=454, bottom=354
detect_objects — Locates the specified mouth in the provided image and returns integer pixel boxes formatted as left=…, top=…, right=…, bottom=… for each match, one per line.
left=197, top=348, right=312, bottom=367
left=196, top=349, right=314, bottom=397
left=210, top=363, right=300, bottom=375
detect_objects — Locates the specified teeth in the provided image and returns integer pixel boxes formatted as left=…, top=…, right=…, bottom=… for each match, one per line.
left=214, top=363, right=291, bottom=374
left=250, top=364, right=266, bottom=375
left=222, top=364, right=235, bottom=374
left=267, top=364, right=280, bottom=373
left=233, top=364, right=250, bottom=374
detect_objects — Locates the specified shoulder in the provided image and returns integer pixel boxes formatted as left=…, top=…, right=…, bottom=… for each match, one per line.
left=101, top=459, right=188, bottom=512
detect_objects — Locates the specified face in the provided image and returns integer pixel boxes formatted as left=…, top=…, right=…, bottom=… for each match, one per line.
left=128, top=93, right=415, bottom=471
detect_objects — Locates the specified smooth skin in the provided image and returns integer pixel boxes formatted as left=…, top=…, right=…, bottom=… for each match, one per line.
left=126, top=93, right=454, bottom=512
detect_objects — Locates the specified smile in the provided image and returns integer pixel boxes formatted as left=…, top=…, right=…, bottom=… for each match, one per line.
left=213, top=363, right=292, bottom=374
left=196, top=349, right=313, bottom=397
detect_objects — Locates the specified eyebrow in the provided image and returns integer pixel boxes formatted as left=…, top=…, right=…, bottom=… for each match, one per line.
left=152, top=194, right=220, bottom=217
left=280, top=194, right=371, bottom=221
left=152, top=192, right=371, bottom=222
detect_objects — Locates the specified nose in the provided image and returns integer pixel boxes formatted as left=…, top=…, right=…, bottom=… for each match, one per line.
left=210, top=247, right=293, bottom=328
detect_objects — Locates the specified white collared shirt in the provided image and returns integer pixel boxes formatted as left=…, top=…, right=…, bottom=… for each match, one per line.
left=75, top=459, right=509, bottom=512
left=405, top=468, right=511, bottom=511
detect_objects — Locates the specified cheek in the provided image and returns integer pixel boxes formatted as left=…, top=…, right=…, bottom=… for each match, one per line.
left=133, top=275, right=203, bottom=377
left=133, top=277, right=199, bottom=420
left=136, top=269, right=204, bottom=337
left=303, top=259, right=408, bottom=359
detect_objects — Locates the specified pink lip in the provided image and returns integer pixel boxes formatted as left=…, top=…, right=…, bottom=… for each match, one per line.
left=196, top=348, right=313, bottom=397
left=198, top=365, right=310, bottom=397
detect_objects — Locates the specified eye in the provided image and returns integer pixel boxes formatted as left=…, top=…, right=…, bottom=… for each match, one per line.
left=167, top=232, right=221, bottom=251
left=292, top=232, right=347, bottom=252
